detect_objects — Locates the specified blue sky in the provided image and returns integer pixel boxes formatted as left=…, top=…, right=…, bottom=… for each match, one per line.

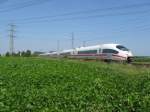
left=0, top=0, right=150, bottom=55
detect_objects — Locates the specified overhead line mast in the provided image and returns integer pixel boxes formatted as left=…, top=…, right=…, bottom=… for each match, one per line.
left=71, top=32, right=74, bottom=49
left=9, top=23, right=16, bottom=55
left=57, top=40, right=60, bottom=55
left=83, top=41, right=86, bottom=47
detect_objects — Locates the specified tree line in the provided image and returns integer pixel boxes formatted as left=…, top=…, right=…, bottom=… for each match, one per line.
left=4, top=50, right=37, bottom=57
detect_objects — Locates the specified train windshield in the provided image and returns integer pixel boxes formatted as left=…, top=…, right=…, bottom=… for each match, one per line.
left=116, top=45, right=129, bottom=51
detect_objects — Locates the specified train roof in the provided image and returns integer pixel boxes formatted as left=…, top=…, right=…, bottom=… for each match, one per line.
left=41, top=43, right=123, bottom=55
left=76, top=43, right=120, bottom=51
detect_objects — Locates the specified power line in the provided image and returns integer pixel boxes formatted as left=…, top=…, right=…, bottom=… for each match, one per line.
left=11, top=2, right=150, bottom=22
left=5, top=2, right=150, bottom=36
left=14, top=9, right=150, bottom=25
left=0, top=0, right=52, bottom=13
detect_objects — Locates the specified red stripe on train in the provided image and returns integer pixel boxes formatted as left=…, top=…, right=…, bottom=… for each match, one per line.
left=71, top=54, right=107, bottom=56
left=112, top=54, right=127, bottom=59
left=71, top=54, right=127, bottom=59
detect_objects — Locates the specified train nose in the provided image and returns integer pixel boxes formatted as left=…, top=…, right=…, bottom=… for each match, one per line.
left=127, top=51, right=133, bottom=63
left=124, top=51, right=133, bottom=57
left=128, top=51, right=133, bottom=57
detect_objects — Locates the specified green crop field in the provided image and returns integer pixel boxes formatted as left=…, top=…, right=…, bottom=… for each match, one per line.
left=0, top=57, right=150, bottom=112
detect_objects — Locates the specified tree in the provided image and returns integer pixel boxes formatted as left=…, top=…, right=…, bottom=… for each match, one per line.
left=16, top=51, right=21, bottom=57
left=25, top=50, right=31, bottom=57
left=12, top=53, right=17, bottom=57
left=5, top=52, right=10, bottom=57
left=21, top=51, right=26, bottom=57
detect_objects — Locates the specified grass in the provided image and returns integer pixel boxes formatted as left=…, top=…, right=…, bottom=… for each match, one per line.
left=0, top=57, right=150, bottom=112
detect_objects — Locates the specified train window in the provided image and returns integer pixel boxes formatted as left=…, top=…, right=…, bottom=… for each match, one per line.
left=78, top=50, right=97, bottom=54
left=60, top=52, right=71, bottom=55
left=102, top=49, right=118, bottom=54
left=116, top=45, right=129, bottom=51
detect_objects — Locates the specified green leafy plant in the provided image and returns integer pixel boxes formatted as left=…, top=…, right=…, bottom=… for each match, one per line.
left=0, top=58, right=150, bottom=112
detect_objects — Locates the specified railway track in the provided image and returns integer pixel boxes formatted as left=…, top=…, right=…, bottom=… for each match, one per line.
left=132, top=62, right=150, bottom=68
left=79, top=59, right=150, bottom=67
left=40, top=56, right=150, bottom=67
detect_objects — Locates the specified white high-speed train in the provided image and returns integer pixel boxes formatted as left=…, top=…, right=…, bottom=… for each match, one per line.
left=45, top=44, right=134, bottom=63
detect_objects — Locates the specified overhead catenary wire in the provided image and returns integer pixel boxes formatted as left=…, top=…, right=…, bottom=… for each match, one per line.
left=0, top=1, right=148, bottom=30
left=9, top=2, right=150, bottom=22
left=0, top=0, right=52, bottom=13
left=0, top=1, right=149, bottom=55
left=14, top=9, right=150, bottom=25
left=12, top=8, right=150, bottom=36
left=1, top=1, right=150, bottom=48
left=7, top=1, right=149, bottom=35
